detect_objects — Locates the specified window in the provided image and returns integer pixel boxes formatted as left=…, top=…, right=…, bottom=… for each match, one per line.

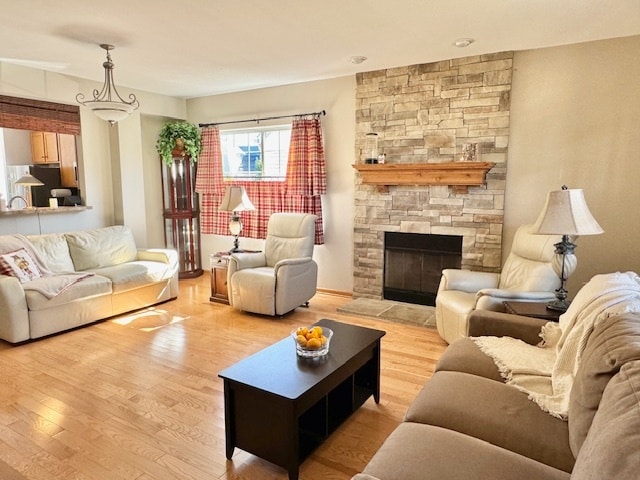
left=220, top=125, right=291, bottom=180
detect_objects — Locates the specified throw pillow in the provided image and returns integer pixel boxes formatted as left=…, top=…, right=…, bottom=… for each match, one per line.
left=0, top=248, right=42, bottom=283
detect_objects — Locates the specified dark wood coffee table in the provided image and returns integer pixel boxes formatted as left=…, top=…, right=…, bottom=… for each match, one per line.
left=218, top=318, right=386, bottom=480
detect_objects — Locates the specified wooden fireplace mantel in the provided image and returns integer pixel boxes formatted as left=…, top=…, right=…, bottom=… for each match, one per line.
left=352, top=162, right=495, bottom=193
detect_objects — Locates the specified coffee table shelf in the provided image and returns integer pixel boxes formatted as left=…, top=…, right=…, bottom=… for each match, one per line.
left=218, top=319, right=386, bottom=480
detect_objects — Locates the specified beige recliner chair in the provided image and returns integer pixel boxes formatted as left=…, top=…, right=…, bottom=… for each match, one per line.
left=227, top=212, right=318, bottom=316
left=435, top=224, right=562, bottom=344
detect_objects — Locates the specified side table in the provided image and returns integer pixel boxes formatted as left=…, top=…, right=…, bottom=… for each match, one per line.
left=210, top=252, right=230, bottom=304
left=503, top=301, right=563, bottom=322
left=209, top=250, right=262, bottom=304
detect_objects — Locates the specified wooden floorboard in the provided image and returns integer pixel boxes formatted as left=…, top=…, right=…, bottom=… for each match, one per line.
left=0, top=275, right=447, bottom=480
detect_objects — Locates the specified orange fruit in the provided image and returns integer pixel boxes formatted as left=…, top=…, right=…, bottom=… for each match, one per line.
left=310, top=326, right=323, bottom=336
left=320, top=335, right=327, bottom=345
left=306, top=338, right=322, bottom=350
left=296, top=327, right=308, bottom=337
left=296, top=335, right=307, bottom=347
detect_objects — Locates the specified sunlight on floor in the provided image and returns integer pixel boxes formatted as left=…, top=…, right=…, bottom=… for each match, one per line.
left=111, top=307, right=188, bottom=332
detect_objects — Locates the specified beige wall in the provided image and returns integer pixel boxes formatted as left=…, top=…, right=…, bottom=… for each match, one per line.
left=505, top=35, right=640, bottom=295
left=187, top=76, right=357, bottom=293
left=2, top=128, right=31, bottom=166
left=140, top=114, right=173, bottom=248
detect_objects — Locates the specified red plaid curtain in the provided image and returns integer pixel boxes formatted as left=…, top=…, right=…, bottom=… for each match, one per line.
left=195, top=127, right=225, bottom=233
left=195, top=117, right=326, bottom=244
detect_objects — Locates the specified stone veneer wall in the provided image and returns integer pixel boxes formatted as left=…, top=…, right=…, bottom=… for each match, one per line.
left=353, top=52, right=513, bottom=300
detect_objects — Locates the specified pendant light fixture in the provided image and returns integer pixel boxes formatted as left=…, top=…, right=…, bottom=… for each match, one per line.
left=76, top=44, right=139, bottom=125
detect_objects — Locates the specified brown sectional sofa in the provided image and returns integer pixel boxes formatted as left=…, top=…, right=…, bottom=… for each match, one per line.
left=353, top=310, right=640, bottom=480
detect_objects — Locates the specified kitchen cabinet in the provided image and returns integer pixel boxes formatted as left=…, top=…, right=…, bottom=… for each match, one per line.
left=30, top=132, right=78, bottom=187
left=57, top=134, right=78, bottom=187
left=30, top=132, right=58, bottom=164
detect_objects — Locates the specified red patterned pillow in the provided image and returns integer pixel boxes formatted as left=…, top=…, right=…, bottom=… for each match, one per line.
left=0, top=248, right=42, bottom=283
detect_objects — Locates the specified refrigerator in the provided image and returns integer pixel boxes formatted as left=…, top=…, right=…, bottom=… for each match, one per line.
left=29, top=165, right=63, bottom=207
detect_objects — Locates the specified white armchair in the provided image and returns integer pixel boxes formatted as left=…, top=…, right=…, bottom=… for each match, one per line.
left=227, top=212, right=318, bottom=316
left=435, top=224, right=562, bottom=344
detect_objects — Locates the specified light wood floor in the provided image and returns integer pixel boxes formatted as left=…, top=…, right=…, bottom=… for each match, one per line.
left=0, top=275, right=447, bottom=480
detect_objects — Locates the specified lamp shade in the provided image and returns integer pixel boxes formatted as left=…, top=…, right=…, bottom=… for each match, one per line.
left=15, top=173, right=44, bottom=187
left=533, top=187, right=603, bottom=236
left=83, top=101, right=137, bottom=124
left=218, top=186, right=255, bottom=212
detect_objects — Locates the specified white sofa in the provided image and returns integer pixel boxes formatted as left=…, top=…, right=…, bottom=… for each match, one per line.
left=0, top=225, right=179, bottom=343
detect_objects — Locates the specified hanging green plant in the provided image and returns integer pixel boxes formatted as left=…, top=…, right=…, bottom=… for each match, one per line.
left=156, top=121, right=202, bottom=165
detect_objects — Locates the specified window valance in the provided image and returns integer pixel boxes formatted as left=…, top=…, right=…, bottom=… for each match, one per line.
left=0, top=95, right=81, bottom=135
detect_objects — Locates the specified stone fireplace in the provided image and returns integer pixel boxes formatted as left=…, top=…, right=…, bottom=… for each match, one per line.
left=353, top=52, right=513, bottom=301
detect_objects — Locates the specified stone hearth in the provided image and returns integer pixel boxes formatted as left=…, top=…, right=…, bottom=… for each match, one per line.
left=337, top=298, right=436, bottom=329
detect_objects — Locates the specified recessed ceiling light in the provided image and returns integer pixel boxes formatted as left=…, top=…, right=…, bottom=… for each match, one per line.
left=350, top=56, right=367, bottom=64
left=454, top=38, right=475, bottom=48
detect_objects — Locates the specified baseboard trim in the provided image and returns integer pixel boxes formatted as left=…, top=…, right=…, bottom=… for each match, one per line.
left=316, top=288, right=353, bottom=298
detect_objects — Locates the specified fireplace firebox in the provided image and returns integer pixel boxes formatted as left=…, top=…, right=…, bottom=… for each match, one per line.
left=383, top=232, right=462, bottom=306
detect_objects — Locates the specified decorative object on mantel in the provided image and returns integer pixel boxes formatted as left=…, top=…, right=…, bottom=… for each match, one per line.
left=459, top=143, right=480, bottom=162
left=363, top=133, right=379, bottom=164
left=76, top=44, right=139, bottom=125
left=352, top=162, right=495, bottom=193
left=533, top=185, right=604, bottom=312
left=156, top=121, right=202, bottom=165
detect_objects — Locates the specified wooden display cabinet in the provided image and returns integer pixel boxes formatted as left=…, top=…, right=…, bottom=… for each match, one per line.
left=161, top=154, right=203, bottom=279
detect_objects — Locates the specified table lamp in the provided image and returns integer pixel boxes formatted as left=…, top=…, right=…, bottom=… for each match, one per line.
left=14, top=172, right=44, bottom=209
left=533, top=185, right=603, bottom=311
left=218, top=186, right=255, bottom=252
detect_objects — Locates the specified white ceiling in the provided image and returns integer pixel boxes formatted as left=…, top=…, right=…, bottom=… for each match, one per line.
left=1, top=0, right=639, bottom=99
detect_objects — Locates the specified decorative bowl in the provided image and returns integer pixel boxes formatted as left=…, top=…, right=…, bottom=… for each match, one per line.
left=291, top=326, right=333, bottom=358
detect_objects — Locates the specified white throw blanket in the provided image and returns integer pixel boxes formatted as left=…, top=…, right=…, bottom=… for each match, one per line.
left=23, top=272, right=94, bottom=299
left=0, top=234, right=92, bottom=299
left=473, top=271, right=640, bottom=419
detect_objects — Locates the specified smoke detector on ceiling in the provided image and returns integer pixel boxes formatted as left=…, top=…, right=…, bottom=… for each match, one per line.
left=350, top=56, right=368, bottom=64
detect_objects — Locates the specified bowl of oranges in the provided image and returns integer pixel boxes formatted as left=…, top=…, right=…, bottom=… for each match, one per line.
left=292, top=325, right=333, bottom=358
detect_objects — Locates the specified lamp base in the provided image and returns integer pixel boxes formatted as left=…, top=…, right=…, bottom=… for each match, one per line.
left=228, top=234, right=241, bottom=253
left=546, top=299, right=570, bottom=312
